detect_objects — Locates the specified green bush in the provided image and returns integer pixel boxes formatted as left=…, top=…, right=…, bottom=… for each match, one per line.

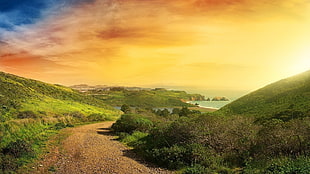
left=183, top=164, right=208, bottom=174
left=120, top=131, right=148, bottom=147
left=149, top=145, right=188, bottom=169
left=264, top=157, right=310, bottom=174
left=17, top=111, right=38, bottom=119
left=2, top=139, right=34, bottom=158
left=112, top=107, right=310, bottom=173
left=112, top=114, right=153, bottom=133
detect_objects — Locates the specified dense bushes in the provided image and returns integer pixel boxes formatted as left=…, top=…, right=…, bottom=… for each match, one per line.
left=113, top=110, right=310, bottom=173
left=264, top=157, right=310, bottom=174
left=112, top=114, right=153, bottom=133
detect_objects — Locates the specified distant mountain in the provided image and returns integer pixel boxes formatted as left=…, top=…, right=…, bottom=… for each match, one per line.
left=219, top=70, right=310, bottom=120
left=71, top=84, right=206, bottom=107
left=0, top=72, right=119, bottom=120
left=70, top=84, right=152, bottom=92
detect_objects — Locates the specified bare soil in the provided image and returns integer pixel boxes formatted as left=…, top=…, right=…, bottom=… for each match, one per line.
left=30, top=122, right=174, bottom=174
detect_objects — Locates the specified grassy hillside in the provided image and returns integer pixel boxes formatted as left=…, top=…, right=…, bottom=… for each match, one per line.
left=219, top=70, right=310, bottom=120
left=0, top=72, right=121, bottom=173
left=85, top=88, right=204, bottom=108
left=0, top=71, right=119, bottom=121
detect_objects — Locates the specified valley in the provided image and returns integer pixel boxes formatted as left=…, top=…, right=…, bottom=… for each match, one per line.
left=0, top=70, right=309, bottom=174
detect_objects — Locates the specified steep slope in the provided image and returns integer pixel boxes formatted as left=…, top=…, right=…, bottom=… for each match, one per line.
left=0, top=71, right=119, bottom=121
left=219, top=70, right=310, bottom=119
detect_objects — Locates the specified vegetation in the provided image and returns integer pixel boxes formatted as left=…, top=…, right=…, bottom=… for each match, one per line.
left=219, top=70, right=310, bottom=120
left=83, top=87, right=204, bottom=108
left=2, top=69, right=310, bottom=173
left=0, top=72, right=121, bottom=173
left=112, top=70, right=310, bottom=173
left=112, top=108, right=310, bottom=173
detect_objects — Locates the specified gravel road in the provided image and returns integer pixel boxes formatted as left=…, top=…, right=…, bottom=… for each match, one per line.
left=34, top=121, right=174, bottom=174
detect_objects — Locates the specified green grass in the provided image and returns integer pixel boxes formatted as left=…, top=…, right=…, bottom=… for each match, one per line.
left=0, top=71, right=118, bottom=118
left=219, top=70, right=310, bottom=120
left=90, top=89, right=203, bottom=108
left=0, top=71, right=121, bottom=173
left=21, top=96, right=118, bottom=118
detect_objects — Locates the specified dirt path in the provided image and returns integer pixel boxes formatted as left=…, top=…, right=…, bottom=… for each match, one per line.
left=33, top=122, right=174, bottom=174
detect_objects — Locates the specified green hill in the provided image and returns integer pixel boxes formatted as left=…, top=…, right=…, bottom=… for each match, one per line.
left=79, top=87, right=205, bottom=108
left=219, top=70, right=310, bottom=120
left=0, top=71, right=120, bottom=121
left=0, top=72, right=121, bottom=172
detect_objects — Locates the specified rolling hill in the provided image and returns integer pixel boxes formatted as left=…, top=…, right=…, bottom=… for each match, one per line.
left=72, top=85, right=205, bottom=108
left=0, top=71, right=120, bottom=121
left=219, top=70, right=310, bottom=120
left=0, top=72, right=121, bottom=172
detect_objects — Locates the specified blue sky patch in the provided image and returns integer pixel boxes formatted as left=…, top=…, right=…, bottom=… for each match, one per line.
left=0, top=0, right=94, bottom=31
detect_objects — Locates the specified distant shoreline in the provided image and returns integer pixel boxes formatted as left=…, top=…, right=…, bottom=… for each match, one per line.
left=185, top=101, right=218, bottom=112
left=189, top=106, right=218, bottom=112
left=186, top=100, right=225, bottom=112
left=198, top=105, right=219, bottom=110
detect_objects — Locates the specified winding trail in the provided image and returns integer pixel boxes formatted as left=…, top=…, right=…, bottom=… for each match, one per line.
left=34, top=122, right=174, bottom=174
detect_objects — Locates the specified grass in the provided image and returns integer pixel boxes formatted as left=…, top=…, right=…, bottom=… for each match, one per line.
left=0, top=71, right=121, bottom=173
left=21, top=96, right=119, bottom=118
left=89, top=89, right=204, bottom=108
left=219, top=70, right=310, bottom=119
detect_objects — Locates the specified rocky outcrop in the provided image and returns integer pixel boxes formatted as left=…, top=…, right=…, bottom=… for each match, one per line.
left=212, top=97, right=229, bottom=101
left=188, top=95, right=206, bottom=101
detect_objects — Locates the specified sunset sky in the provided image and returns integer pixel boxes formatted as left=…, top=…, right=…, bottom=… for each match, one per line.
left=0, top=0, right=310, bottom=92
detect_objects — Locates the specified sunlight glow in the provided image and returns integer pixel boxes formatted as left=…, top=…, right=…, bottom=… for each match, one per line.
left=289, top=51, right=310, bottom=75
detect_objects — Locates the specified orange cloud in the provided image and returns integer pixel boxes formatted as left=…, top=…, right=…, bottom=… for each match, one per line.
left=0, top=0, right=310, bottom=89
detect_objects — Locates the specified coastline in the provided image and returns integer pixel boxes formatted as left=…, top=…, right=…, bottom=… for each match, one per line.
left=186, top=100, right=228, bottom=112
left=189, top=106, right=218, bottom=112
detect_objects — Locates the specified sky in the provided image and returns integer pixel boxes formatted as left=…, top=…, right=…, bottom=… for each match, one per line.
left=0, top=0, right=310, bottom=92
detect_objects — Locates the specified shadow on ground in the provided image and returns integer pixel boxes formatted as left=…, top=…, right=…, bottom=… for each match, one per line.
left=96, top=127, right=115, bottom=136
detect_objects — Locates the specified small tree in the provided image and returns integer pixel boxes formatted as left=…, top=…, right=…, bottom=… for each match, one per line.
left=179, top=107, right=190, bottom=117
left=172, top=108, right=180, bottom=115
left=161, top=108, right=170, bottom=117
left=121, top=104, right=131, bottom=114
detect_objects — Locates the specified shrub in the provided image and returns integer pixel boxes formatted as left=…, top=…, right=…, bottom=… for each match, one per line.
left=54, top=122, right=67, bottom=130
left=67, top=111, right=87, bottom=121
left=121, top=104, right=131, bottom=114
left=88, top=113, right=106, bottom=121
left=264, top=157, right=310, bottom=174
left=0, top=153, right=19, bottom=172
left=2, top=139, right=34, bottom=158
left=17, top=111, right=38, bottom=119
left=120, top=131, right=148, bottom=147
left=149, top=145, right=188, bottom=169
left=183, top=164, right=208, bottom=174
left=112, top=114, right=153, bottom=133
